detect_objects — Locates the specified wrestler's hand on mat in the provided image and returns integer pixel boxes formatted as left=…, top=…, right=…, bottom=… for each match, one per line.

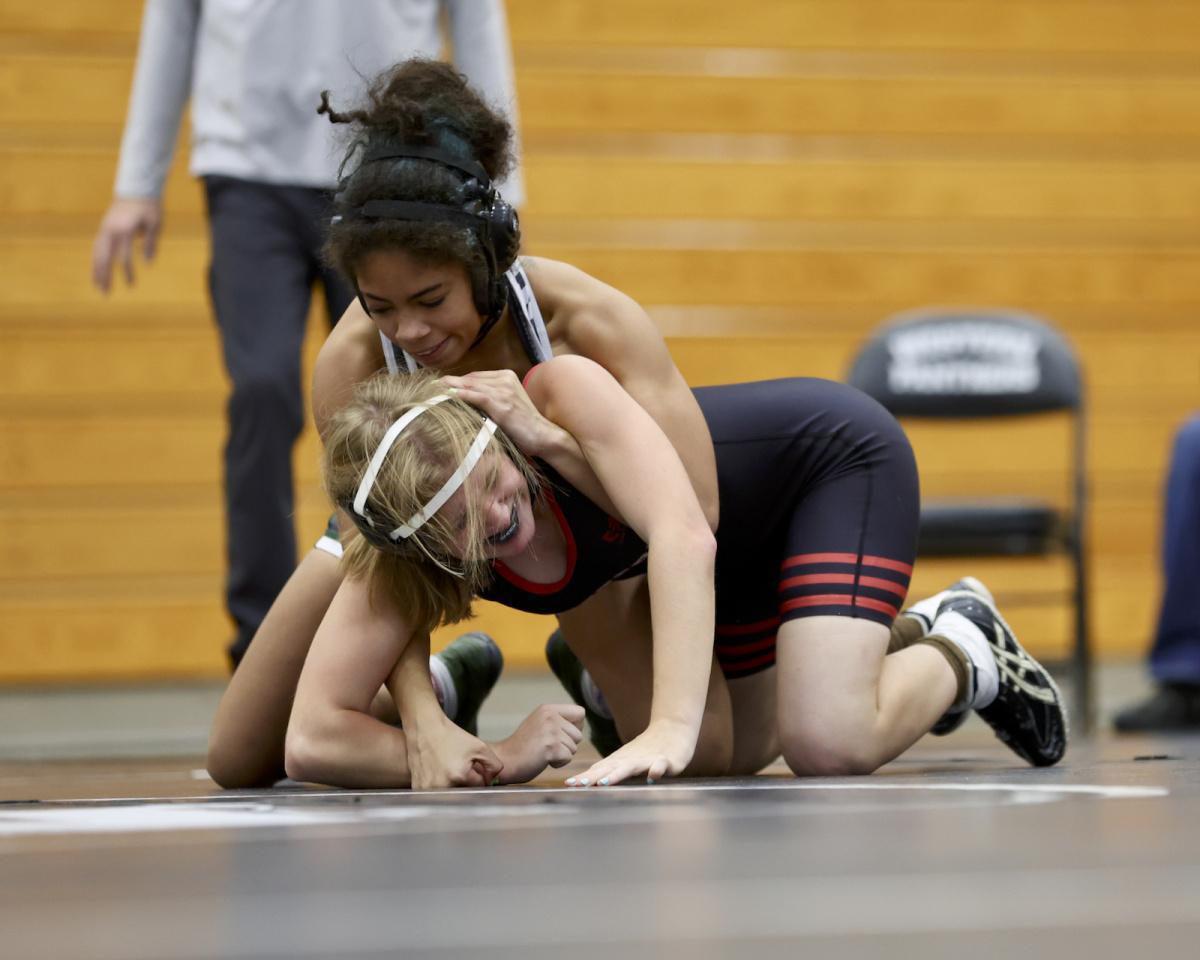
left=91, top=197, right=163, bottom=293
left=492, top=704, right=585, bottom=785
left=440, top=370, right=560, bottom=455
left=407, top=715, right=504, bottom=790
left=567, top=720, right=694, bottom=787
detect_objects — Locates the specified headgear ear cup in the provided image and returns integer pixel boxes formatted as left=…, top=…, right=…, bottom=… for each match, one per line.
left=457, top=177, right=518, bottom=320
left=482, top=194, right=520, bottom=318
left=485, top=196, right=520, bottom=268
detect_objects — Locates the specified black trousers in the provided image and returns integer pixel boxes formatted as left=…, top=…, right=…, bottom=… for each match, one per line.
left=203, top=176, right=355, bottom=668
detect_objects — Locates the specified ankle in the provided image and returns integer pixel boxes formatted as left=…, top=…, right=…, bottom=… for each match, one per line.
left=929, top=610, right=1000, bottom=709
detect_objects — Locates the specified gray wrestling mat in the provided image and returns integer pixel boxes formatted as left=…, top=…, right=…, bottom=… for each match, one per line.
left=0, top=733, right=1197, bottom=960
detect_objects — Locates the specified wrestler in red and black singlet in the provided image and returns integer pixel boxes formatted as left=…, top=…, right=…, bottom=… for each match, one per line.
left=481, top=376, right=920, bottom=679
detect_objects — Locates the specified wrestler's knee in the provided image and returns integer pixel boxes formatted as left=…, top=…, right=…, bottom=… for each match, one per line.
left=778, top=714, right=880, bottom=777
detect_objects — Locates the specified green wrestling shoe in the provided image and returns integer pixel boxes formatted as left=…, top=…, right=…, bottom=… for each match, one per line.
left=437, top=631, right=503, bottom=736
left=544, top=629, right=623, bottom=757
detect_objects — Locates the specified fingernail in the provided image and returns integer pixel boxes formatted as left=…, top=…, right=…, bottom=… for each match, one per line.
left=578, top=777, right=590, bottom=786
left=566, top=777, right=576, bottom=786
left=599, top=777, right=610, bottom=786
left=646, top=778, right=656, bottom=785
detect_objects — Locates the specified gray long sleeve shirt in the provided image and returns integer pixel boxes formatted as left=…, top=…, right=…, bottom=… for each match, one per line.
left=115, top=0, right=523, bottom=203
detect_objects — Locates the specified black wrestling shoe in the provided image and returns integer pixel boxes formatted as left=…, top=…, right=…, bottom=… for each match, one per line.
left=544, top=629, right=622, bottom=757
left=438, top=632, right=503, bottom=737
left=936, top=590, right=1068, bottom=766
left=902, top=576, right=994, bottom=636
left=1113, top=684, right=1200, bottom=733
left=926, top=577, right=995, bottom=736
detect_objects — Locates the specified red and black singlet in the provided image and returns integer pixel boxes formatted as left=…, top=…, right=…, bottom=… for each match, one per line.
left=479, top=462, right=648, bottom=616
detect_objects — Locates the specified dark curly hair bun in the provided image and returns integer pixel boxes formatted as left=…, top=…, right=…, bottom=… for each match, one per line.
left=319, top=59, right=519, bottom=323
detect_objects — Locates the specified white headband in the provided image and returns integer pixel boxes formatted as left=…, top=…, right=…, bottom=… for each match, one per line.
left=352, top=394, right=498, bottom=541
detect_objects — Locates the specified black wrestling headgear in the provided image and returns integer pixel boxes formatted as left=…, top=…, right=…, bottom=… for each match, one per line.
left=332, top=139, right=520, bottom=344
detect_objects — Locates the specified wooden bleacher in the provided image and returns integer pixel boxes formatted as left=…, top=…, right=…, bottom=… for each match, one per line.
left=1, top=0, right=1198, bottom=681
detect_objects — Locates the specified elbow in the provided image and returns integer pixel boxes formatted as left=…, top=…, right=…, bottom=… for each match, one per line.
left=206, top=733, right=281, bottom=791
left=663, top=518, right=716, bottom=568
left=205, top=742, right=248, bottom=790
left=690, top=524, right=718, bottom=568
left=204, top=728, right=236, bottom=788
left=664, top=521, right=717, bottom=578
left=650, top=520, right=716, bottom=576
left=283, top=724, right=326, bottom=784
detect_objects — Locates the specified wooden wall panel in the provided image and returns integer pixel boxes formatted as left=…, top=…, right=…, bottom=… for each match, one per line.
left=7, top=2, right=1200, bottom=56
left=516, top=72, right=1200, bottom=138
left=507, top=1, right=1200, bottom=54
left=0, top=0, right=144, bottom=35
left=1, top=0, right=1195, bottom=682
left=0, top=146, right=202, bottom=217
left=8, top=51, right=1200, bottom=137
left=8, top=236, right=1200, bottom=309
left=0, top=56, right=135, bottom=127
left=0, top=588, right=557, bottom=684
left=8, top=148, right=1200, bottom=225
left=526, top=157, right=1200, bottom=223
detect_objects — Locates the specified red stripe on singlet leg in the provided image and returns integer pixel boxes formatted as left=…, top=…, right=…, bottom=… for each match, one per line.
left=857, top=575, right=909, bottom=598
left=779, top=593, right=855, bottom=612
left=779, top=593, right=900, bottom=618
left=779, top=572, right=855, bottom=591
left=715, top=633, right=777, bottom=656
left=854, top=595, right=901, bottom=617
left=863, top=554, right=914, bottom=575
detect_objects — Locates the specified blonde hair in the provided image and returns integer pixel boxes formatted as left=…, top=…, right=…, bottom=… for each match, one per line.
left=323, top=372, right=542, bottom=635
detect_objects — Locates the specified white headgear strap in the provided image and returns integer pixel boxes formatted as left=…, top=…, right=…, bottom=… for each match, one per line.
left=352, top=394, right=498, bottom=541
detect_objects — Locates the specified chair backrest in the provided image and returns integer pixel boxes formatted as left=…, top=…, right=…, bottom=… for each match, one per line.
left=846, top=307, right=1082, bottom=418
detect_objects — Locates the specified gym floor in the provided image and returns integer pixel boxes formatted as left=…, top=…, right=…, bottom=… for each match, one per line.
left=1, top=668, right=1197, bottom=959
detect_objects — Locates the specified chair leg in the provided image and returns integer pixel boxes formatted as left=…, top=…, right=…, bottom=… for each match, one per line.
left=1072, top=539, right=1093, bottom=734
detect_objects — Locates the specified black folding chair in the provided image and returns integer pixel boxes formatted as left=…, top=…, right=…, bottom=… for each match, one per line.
left=846, top=307, right=1091, bottom=729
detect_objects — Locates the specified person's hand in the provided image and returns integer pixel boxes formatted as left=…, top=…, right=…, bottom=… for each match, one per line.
left=440, top=369, right=561, bottom=455
left=492, top=704, right=585, bottom=784
left=91, top=196, right=163, bottom=293
left=406, top=714, right=503, bottom=790
left=566, top=719, right=695, bottom=787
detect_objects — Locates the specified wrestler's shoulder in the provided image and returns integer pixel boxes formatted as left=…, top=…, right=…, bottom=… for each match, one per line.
left=525, top=257, right=658, bottom=346
left=312, top=300, right=383, bottom=433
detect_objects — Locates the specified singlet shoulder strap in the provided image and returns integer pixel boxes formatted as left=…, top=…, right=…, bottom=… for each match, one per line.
left=379, top=332, right=418, bottom=375
left=504, top=260, right=554, bottom=364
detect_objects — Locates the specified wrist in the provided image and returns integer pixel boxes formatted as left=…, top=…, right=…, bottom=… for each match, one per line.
left=645, top=715, right=699, bottom=741
left=535, top=421, right=576, bottom=462
left=113, top=194, right=162, bottom=211
left=398, top=692, right=448, bottom=733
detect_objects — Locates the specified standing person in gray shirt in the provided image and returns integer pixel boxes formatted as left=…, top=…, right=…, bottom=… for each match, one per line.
left=90, top=1, right=523, bottom=669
